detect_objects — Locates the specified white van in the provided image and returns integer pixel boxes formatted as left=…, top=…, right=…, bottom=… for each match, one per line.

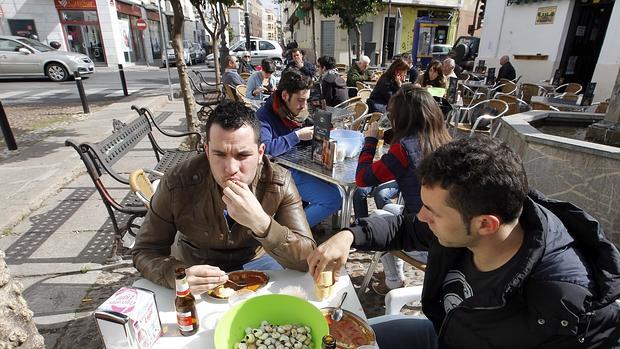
left=206, top=37, right=283, bottom=67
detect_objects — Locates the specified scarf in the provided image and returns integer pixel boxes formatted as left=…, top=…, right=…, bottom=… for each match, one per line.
left=272, top=91, right=307, bottom=130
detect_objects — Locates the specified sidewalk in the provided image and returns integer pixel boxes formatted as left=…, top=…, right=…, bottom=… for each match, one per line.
left=0, top=96, right=190, bottom=347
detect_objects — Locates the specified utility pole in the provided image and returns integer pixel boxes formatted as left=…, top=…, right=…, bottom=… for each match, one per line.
left=382, top=0, right=392, bottom=67
left=157, top=0, right=173, bottom=101
left=245, top=0, right=251, bottom=51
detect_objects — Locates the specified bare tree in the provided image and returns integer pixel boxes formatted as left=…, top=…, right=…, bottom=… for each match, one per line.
left=169, top=0, right=200, bottom=147
left=0, top=251, right=45, bottom=348
left=190, top=0, right=242, bottom=84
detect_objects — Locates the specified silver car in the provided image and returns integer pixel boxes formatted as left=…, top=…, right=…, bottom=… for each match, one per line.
left=206, top=37, right=283, bottom=68
left=0, top=35, right=94, bottom=82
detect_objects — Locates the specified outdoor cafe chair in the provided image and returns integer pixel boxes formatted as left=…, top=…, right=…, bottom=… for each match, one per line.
left=353, top=112, right=383, bottom=133
left=188, top=70, right=223, bottom=119
left=224, top=83, right=238, bottom=101
left=356, top=81, right=369, bottom=91
left=459, top=84, right=485, bottom=107
left=240, top=72, right=251, bottom=81
left=554, top=82, right=582, bottom=95
left=494, top=80, right=518, bottom=95
left=591, top=100, right=609, bottom=114
left=449, top=99, right=510, bottom=138
left=494, top=93, right=531, bottom=115
left=519, top=83, right=547, bottom=104
left=334, top=95, right=362, bottom=109
left=357, top=88, right=372, bottom=103
left=129, top=169, right=163, bottom=209
left=531, top=101, right=560, bottom=111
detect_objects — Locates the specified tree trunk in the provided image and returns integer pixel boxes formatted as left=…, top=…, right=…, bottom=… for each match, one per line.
left=170, top=0, right=199, bottom=147
left=310, top=0, right=318, bottom=61
left=355, top=25, right=362, bottom=60
left=0, top=251, right=45, bottom=348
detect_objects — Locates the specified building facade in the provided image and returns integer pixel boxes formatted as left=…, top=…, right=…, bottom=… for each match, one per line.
left=0, top=0, right=202, bottom=67
left=478, top=0, right=618, bottom=102
left=264, top=9, right=277, bottom=41
left=282, top=0, right=462, bottom=65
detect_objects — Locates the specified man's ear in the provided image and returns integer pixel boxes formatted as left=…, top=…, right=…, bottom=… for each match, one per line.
left=258, top=143, right=265, bottom=156
left=472, top=214, right=501, bottom=236
left=203, top=142, right=209, bottom=157
left=281, top=90, right=289, bottom=101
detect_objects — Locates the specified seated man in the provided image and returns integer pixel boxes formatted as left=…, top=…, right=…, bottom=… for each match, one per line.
left=346, top=55, right=372, bottom=97
left=497, top=55, right=516, bottom=82
left=132, top=102, right=316, bottom=295
left=442, top=58, right=457, bottom=79
left=286, top=48, right=316, bottom=78
left=257, top=68, right=342, bottom=228
left=238, top=51, right=256, bottom=74
left=401, top=52, right=419, bottom=83
left=222, top=55, right=245, bottom=87
left=308, top=137, right=620, bottom=349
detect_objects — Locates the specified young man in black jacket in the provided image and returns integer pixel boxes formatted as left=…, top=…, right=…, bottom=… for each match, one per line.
left=308, top=137, right=620, bottom=349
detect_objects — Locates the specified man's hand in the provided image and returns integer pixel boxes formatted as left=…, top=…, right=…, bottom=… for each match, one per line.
left=365, top=121, right=379, bottom=139
left=295, top=57, right=304, bottom=69
left=253, top=86, right=266, bottom=96
left=296, top=126, right=314, bottom=141
left=185, top=265, right=227, bottom=295
left=222, top=180, right=271, bottom=235
left=307, top=230, right=355, bottom=284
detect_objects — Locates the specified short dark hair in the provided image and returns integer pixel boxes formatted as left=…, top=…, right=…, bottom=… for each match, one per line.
left=416, top=137, right=528, bottom=225
left=204, top=101, right=261, bottom=144
left=317, top=56, right=336, bottom=70
left=291, top=48, right=302, bottom=55
left=277, top=68, right=313, bottom=95
left=261, top=59, right=276, bottom=73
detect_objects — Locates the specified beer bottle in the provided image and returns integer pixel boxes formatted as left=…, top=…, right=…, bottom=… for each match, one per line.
left=322, top=334, right=336, bottom=349
left=175, top=267, right=199, bottom=336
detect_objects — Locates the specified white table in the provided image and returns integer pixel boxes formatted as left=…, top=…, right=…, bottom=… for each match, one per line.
left=133, top=270, right=366, bottom=349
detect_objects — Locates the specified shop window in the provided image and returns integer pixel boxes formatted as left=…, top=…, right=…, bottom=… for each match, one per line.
left=60, top=10, right=98, bottom=22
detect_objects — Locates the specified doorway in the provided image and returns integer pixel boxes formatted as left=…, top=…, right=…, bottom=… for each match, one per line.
left=64, top=24, right=105, bottom=63
left=383, top=16, right=396, bottom=60
left=321, top=20, right=335, bottom=58
left=559, top=0, right=613, bottom=88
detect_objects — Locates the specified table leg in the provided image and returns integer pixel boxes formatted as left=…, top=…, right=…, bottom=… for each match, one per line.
left=337, top=185, right=356, bottom=228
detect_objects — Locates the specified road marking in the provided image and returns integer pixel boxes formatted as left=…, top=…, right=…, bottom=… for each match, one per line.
left=30, top=89, right=71, bottom=97
left=104, top=89, right=139, bottom=97
left=84, top=88, right=109, bottom=95
left=0, top=91, right=25, bottom=99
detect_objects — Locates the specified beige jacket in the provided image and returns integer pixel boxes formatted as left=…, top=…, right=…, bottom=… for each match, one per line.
left=132, top=154, right=315, bottom=289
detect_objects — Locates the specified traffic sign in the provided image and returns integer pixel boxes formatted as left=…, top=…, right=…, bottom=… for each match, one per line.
left=136, top=19, right=147, bottom=31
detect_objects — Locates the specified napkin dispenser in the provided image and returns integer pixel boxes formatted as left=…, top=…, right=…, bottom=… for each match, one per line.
left=94, top=286, right=162, bottom=349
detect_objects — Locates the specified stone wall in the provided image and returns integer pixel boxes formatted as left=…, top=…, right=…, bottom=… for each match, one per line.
left=497, top=112, right=620, bottom=247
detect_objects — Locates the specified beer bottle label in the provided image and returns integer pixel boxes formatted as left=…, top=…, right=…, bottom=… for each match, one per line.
left=175, top=280, right=190, bottom=297
left=177, top=311, right=194, bottom=331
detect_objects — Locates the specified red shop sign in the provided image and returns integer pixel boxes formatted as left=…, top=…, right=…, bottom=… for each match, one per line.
left=116, top=1, right=141, bottom=17
left=54, top=0, right=97, bottom=10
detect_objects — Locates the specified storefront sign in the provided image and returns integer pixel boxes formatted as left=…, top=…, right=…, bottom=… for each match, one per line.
left=116, top=1, right=141, bottom=17
left=147, top=10, right=160, bottom=21
left=54, top=0, right=96, bottom=9
left=136, top=18, right=147, bottom=30
left=536, top=6, right=556, bottom=25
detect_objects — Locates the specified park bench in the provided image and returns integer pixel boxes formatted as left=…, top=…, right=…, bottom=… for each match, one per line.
left=188, top=70, right=223, bottom=120
left=65, top=105, right=202, bottom=258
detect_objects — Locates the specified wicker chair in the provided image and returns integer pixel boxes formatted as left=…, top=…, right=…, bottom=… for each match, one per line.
left=494, top=93, right=531, bottom=115
left=357, top=88, right=372, bottom=103
left=356, top=81, right=369, bottom=91
left=240, top=72, right=251, bottom=81
left=530, top=101, right=560, bottom=111
left=519, top=83, right=547, bottom=104
left=554, top=82, right=582, bottom=95
left=450, top=99, right=510, bottom=137
left=334, top=96, right=362, bottom=108
left=129, top=169, right=163, bottom=209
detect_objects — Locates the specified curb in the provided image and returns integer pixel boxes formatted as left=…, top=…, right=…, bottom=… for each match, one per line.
left=0, top=95, right=171, bottom=234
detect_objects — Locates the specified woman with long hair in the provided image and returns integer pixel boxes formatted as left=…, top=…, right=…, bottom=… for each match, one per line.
left=367, top=58, right=410, bottom=113
left=416, top=60, right=447, bottom=88
left=355, top=85, right=451, bottom=294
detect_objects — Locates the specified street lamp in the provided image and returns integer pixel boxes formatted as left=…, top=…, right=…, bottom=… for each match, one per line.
left=245, top=0, right=251, bottom=52
left=157, top=0, right=173, bottom=101
left=382, top=0, right=392, bottom=67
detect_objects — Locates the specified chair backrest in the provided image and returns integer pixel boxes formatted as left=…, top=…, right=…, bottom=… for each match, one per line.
left=129, top=169, right=155, bottom=208
left=240, top=72, right=251, bottom=80
left=353, top=101, right=369, bottom=119
left=555, top=82, right=582, bottom=94
left=357, top=88, right=372, bottom=103
left=531, top=101, right=559, bottom=111
left=235, top=84, right=247, bottom=99
left=520, top=83, right=545, bottom=103
left=334, top=96, right=362, bottom=108
left=499, top=81, right=517, bottom=95
left=224, top=84, right=238, bottom=101
left=560, top=93, right=579, bottom=102
left=595, top=101, right=609, bottom=114
left=458, top=73, right=470, bottom=82
left=495, top=94, right=520, bottom=115
left=335, top=63, right=347, bottom=74
left=355, top=112, right=383, bottom=132
left=356, top=81, right=367, bottom=91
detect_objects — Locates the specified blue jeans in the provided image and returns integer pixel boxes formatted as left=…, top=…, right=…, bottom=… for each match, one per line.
left=243, top=253, right=283, bottom=271
left=368, top=315, right=438, bottom=349
left=291, top=169, right=342, bottom=227
left=353, top=182, right=400, bottom=218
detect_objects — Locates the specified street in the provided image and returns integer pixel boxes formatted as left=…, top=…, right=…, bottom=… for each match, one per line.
left=0, top=64, right=216, bottom=106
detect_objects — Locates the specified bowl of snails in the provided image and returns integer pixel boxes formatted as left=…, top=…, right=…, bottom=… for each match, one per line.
left=214, top=294, right=329, bottom=349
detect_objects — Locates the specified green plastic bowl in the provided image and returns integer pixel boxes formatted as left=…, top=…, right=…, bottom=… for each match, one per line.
left=214, top=294, right=329, bottom=349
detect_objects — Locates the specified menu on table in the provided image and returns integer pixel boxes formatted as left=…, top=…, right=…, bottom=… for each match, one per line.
left=311, top=109, right=335, bottom=170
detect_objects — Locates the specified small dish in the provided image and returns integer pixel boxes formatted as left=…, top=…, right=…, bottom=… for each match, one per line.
left=320, top=308, right=376, bottom=349
left=207, top=270, right=269, bottom=300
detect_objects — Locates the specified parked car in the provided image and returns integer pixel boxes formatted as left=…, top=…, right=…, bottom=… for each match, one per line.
left=0, top=35, right=94, bottom=82
left=206, top=37, right=283, bottom=68
left=431, top=44, right=452, bottom=60
left=162, top=40, right=192, bottom=67
left=452, top=36, right=480, bottom=72
left=191, top=43, right=206, bottom=64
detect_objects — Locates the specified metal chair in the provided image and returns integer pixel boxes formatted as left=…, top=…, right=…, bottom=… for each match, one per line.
left=494, top=93, right=531, bottom=115
left=129, top=169, right=163, bottom=209
left=494, top=80, right=518, bottom=95
left=188, top=70, right=223, bottom=119
left=343, top=102, right=369, bottom=130
left=358, top=250, right=427, bottom=298
left=450, top=99, right=510, bottom=138
left=356, top=81, right=369, bottom=91
left=459, top=84, right=485, bottom=107
left=554, top=82, right=582, bottom=95
left=531, top=101, right=560, bottom=111
left=357, top=88, right=372, bottom=103
left=353, top=112, right=382, bottom=132
left=334, top=95, right=362, bottom=108
left=519, top=83, right=547, bottom=104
